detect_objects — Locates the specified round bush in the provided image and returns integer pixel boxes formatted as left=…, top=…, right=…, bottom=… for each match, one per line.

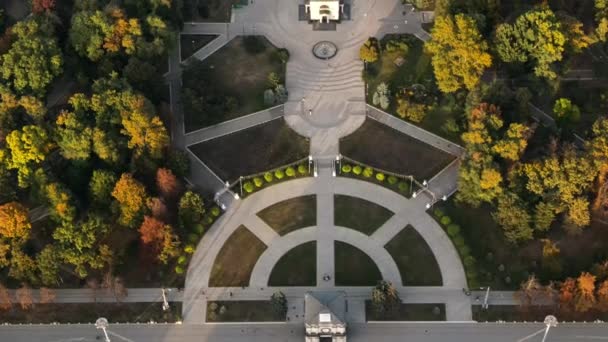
left=459, top=245, right=471, bottom=257
left=342, top=164, right=352, bottom=173
left=184, top=244, right=195, bottom=254
left=275, top=169, right=285, bottom=180
left=286, top=166, right=296, bottom=177
left=264, top=172, right=274, bottom=182
left=175, top=265, right=185, bottom=274
left=440, top=215, right=452, bottom=226
left=433, top=208, right=444, bottom=218
left=363, top=167, right=374, bottom=178
left=298, top=164, right=308, bottom=175
left=447, top=224, right=460, bottom=237
left=177, top=255, right=187, bottom=265
left=188, top=233, right=199, bottom=244
left=388, top=175, right=398, bottom=185
left=398, top=182, right=409, bottom=192
left=253, top=177, right=264, bottom=187
left=211, top=206, right=221, bottom=217
left=453, top=236, right=465, bottom=247
left=376, top=172, right=385, bottom=182
left=464, top=256, right=476, bottom=267
left=353, top=165, right=362, bottom=175
left=204, top=215, right=214, bottom=224
left=243, top=181, right=254, bottom=193
left=194, top=224, right=205, bottom=235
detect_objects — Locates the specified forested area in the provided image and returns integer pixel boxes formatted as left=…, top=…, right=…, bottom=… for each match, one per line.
left=0, top=0, right=218, bottom=291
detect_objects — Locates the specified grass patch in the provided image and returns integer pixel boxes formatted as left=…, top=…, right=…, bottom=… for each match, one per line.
left=180, top=34, right=218, bottom=61
left=385, top=225, right=442, bottom=286
left=340, top=119, right=455, bottom=181
left=189, top=118, right=309, bottom=181
left=257, top=195, right=316, bottom=235
left=182, top=36, right=286, bottom=132
left=269, top=241, right=316, bottom=286
left=207, top=300, right=285, bottom=322
left=209, top=225, right=267, bottom=287
left=335, top=241, right=382, bottom=286
left=334, top=194, right=393, bottom=235
left=0, top=302, right=181, bottom=324
left=366, top=301, right=446, bottom=321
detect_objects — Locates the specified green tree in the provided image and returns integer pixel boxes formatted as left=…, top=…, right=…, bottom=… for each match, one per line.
left=89, top=169, right=117, bottom=206
left=9, top=250, right=38, bottom=284
left=359, top=38, right=379, bottom=63
left=371, top=281, right=400, bottom=319
left=553, top=98, right=581, bottom=126
left=0, top=18, right=63, bottom=95
left=36, top=245, right=61, bottom=286
left=426, top=14, right=492, bottom=93
left=493, top=192, right=533, bottom=243
left=494, top=8, right=566, bottom=79
left=178, top=190, right=205, bottom=230
left=533, top=201, right=558, bottom=232
left=5, top=125, right=53, bottom=187
left=55, top=110, right=94, bottom=160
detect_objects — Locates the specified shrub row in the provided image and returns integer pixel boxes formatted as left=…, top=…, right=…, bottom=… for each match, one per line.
left=340, top=163, right=411, bottom=196
left=241, top=163, right=309, bottom=195
left=175, top=205, right=222, bottom=275
left=434, top=209, right=479, bottom=287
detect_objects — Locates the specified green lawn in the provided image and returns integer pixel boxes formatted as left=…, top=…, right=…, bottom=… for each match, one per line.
left=269, top=241, right=316, bottom=286
left=180, top=34, right=218, bottom=61
left=182, top=36, right=286, bottom=132
left=189, top=118, right=309, bottom=182
left=334, top=194, right=393, bottom=235
left=257, top=195, right=316, bottom=235
left=206, top=300, right=285, bottom=322
left=385, top=225, right=443, bottom=286
left=335, top=241, right=382, bottom=286
left=209, top=225, right=267, bottom=287
left=366, top=302, right=446, bottom=321
left=340, top=119, right=455, bottom=181
left=0, top=302, right=181, bottom=324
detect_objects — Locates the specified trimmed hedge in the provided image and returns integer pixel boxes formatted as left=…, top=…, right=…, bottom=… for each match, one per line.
left=453, top=236, right=465, bottom=247
left=363, top=167, right=374, bottom=178
left=286, top=166, right=296, bottom=177
left=194, top=224, right=205, bottom=234
left=244, top=181, right=254, bottom=193
left=447, top=224, right=460, bottom=237
left=211, top=207, right=221, bottom=217
left=388, top=175, right=398, bottom=185
left=342, top=164, right=352, bottom=173
left=275, top=169, right=285, bottom=179
left=440, top=215, right=452, bottom=226
left=253, top=177, right=264, bottom=187
left=375, top=172, right=385, bottom=182
left=433, top=208, right=444, bottom=218
left=298, top=164, right=308, bottom=175
left=184, top=244, right=195, bottom=254
left=264, top=172, right=274, bottom=182
left=398, top=182, right=409, bottom=193
left=353, top=165, right=362, bottom=175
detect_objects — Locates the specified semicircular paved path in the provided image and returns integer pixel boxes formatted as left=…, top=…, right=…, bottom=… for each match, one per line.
left=249, top=226, right=402, bottom=287
left=184, top=167, right=467, bottom=322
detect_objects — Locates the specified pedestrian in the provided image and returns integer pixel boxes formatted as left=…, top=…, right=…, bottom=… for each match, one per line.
left=229, top=292, right=233, bottom=297
left=309, top=109, right=312, bottom=116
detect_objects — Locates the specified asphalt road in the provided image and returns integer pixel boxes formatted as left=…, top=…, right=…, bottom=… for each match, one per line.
left=2, top=323, right=608, bottom=342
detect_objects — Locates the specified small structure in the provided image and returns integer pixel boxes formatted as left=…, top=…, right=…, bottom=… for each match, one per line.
left=305, top=0, right=344, bottom=23
left=304, top=292, right=347, bottom=342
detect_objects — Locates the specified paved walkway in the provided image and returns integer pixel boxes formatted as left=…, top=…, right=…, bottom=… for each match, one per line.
left=184, top=165, right=469, bottom=323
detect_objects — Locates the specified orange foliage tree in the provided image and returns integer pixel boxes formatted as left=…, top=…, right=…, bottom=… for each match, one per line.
left=32, top=0, right=56, bottom=14
left=0, top=283, right=11, bottom=310
left=596, top=280, right=608, bottom=311
left=0, top=201, right=31, bottom=239
left=16, top=284, right=34, bottom=310
left=139, top=216, right=180, bottom=264
left=559, top=277, right=576, bottom=311
left=156, top=168, right=181, bottom=199
left=575, top=272, right=597, bottom=312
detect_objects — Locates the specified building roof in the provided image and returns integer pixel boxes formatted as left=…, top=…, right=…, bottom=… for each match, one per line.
left=304, top=291, right=346, bottom=326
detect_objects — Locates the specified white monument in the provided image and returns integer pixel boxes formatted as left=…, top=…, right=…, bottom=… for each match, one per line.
left=305, top=0, right=344, bottom=23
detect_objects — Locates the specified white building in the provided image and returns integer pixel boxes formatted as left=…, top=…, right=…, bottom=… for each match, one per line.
left=305, top=0, right=344, bottom=23
left=304, top=292, right=347, bottom=342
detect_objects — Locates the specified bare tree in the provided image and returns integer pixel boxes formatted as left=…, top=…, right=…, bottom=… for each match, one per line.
left=16, top=284, right=34, bottom=310
left=39, top=287, right=56, bottom=304
left=0, top=283, right=12, bottom=310
left=102, top=272, right=128, bottom=302
left=86, top=277, right=100, bottom=303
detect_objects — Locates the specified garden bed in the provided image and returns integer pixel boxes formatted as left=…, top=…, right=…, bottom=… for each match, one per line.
left=0, top=302, right=181, bottom=324
left=269, top=241, right=316, bottom=286
left=384, top=225, right=443, bottom=286
left=340, top=119, right=455, bottom=181
left=180, top=34, right=218, bottom=61
left=366, top=301, right=446, bottom=321
left=257, top=195, right=316, bottom=235
left=188, top=118, right=309, bottom=182
left=335, top=241, right=381, bottom=286
left=206, top=300, right=285, bottom=322
left=334, top=194, right=393, bottom=235
left=209, top=225, right=267, bottom=287
left=182, top=36, right=287, bottom=132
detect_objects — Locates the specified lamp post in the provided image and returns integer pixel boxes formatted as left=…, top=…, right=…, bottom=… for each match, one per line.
left=308, top=155, right=313, bottom=174
left=162, top=288, right=170, bottom=311
left=542, top=315, right=558, bottom=342
left=95, top=317, right=111, bottom=342
left=482, top=287, right=490, bottom=310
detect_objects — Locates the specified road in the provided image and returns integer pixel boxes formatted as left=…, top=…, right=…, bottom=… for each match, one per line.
left=1, top=322, right=607, bottom=342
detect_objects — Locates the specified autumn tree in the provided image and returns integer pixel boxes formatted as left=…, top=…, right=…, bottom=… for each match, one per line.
left=560, top=277, right=576, bottom=311
left=0, top=202, right=31, bottom=239
left=426, top=14, right=492, bottom=93
left=9, top=250, right=38, bottom=284
left=178, top=191, right=205, bottom=230
left=156, top=168, right=181, bottom=199
left=55, top=110, right=93, bottom=160
left=0, top=18, right=62, bottom=95
left=89, top=169, right=117, bottom=206
left=32, top=0, right=56, bottom=14
left=359, top=38, right=379, bottom=63
left=494, top=8, right=565, bottom=79
left=16, top=284, right=34, bottom=310
left=39, top=287, right=56, bottom=304
left=597, top=279, right=608, bottom=311
left=46, top=182, right=77, bottom=223
left=139, top=216, right=180, bottom=264
left=112, top=173, right=148, bottom=227
left=0, top=283, right=11, bottom=310
left=5, top=125, right=53, bottom=187
left=596, top=0, right=608, bottom=41
left=36, top=245, right=60, bottom=286
left=575, top=272, right=597, bottom=312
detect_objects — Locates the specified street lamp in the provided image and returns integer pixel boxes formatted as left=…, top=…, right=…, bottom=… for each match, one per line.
left=541, top=315, right=558, bottom=342
left=412, top=192, right=417, bottom=198
left=442, top=195, right=447, bottom=201
left=95, top=317, right=111, bottom=342
left=161, top=288, right=170, bottom=311
left=422, top=180, right=428, bottom=187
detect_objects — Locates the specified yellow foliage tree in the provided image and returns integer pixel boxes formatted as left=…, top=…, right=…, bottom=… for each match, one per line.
left=0, top=202, right=31, bottom=239
left=480, top=168, right=503, bottom=191
left=426, top=14, right=492, bottom=93
left=112, top=173, right=148, bottom=227
left=359, top=38, right=379, bottom=63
